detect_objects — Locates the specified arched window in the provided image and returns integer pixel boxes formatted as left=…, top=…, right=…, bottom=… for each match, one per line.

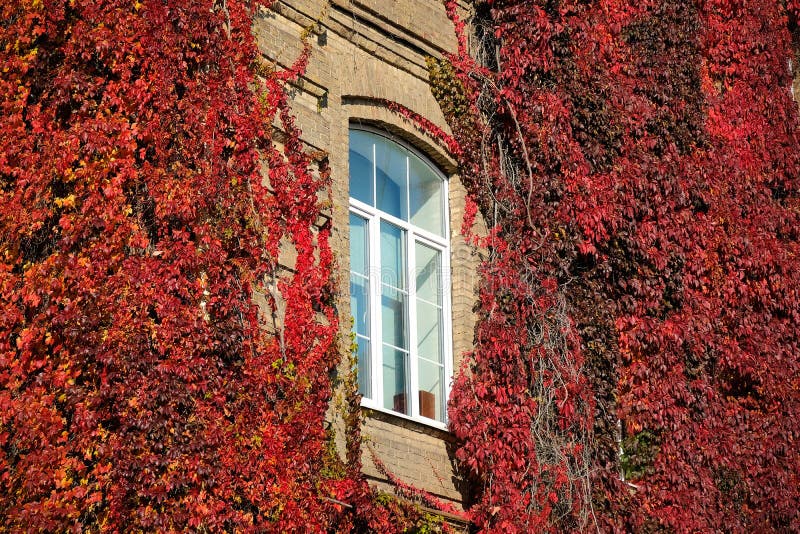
left=349, top=127, right=451, bottom=424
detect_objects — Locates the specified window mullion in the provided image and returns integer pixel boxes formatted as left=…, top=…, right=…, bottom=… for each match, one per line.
left=407, top=232, right=419, bottom=419
left=368, top=212, right=382, bottom=407
left=369, top=139, right=380, bottom=407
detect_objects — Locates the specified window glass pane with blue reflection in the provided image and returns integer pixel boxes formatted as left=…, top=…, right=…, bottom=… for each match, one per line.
left=410, top=154, right=444, bottom=236
left=348, top=128, right=448, bottom=422
left=375, top=137, right=408, bottom=220
left=349, top=212, right=371, bottom=397
left=349, top=130, right=374, bottom=206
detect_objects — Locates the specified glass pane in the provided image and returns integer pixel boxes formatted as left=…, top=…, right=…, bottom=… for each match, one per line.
left=416, top=299, right=442, bottom=364
left=383, top=345, right=409, bottom=414
left=381, top=286, right=407, bottom=350
left=375, top=136, right=408, bottom=219
left=350, top=274, right=369, bottom=336
left=349, top=130, right=374, bottom=206
left=356, top=336, right=371, bottom=399
left=410, top=154, right=444, bottom=236
left=415, top=243, right=441, bottom=304
left=349, top=213, right=368, bottom=276
left=380, top=221, right=406, bottom=290
left=418, top=358, right=444, bottom=421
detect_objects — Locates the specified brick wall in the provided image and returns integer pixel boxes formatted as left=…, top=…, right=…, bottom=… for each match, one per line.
left=255, top=0, right=481, bottom=508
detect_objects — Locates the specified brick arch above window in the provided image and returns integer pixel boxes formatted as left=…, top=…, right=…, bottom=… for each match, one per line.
left=341, top=97, right=459, bottom=175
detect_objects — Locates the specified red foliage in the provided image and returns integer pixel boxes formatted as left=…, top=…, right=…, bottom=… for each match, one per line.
left=0, top=0, right=387, bottom=530
left=442, top=0, right=800, bottom=531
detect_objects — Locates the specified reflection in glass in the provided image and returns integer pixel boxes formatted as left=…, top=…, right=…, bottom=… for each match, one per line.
left=375, top=136, right=408, bottom=219
left=349, top=130, right=374, bottom=206
left=418, top=357, right=444, bottom=421
left=381, top=286, right=407, bottom=350
left=350, top=276, right=369, bottom=336
left=349, top=213, right=368, bottom=275
left=415, top=243, right=441, bottom=303
left=349, top=211, right=372, bottom=400
left=380, top=221, right=406, bottom=290
left=357, top=336, right=371, bottom=398
left=383, top=345, right=409, bottom=414
left=410, top=154, right=443, bottom=236
left=416, top=299, right=442, bottom=363
left=415, top=242, right=444, bottom=421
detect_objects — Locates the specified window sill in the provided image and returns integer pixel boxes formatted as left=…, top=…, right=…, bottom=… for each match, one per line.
left=360, top=400, right=450, bottom=435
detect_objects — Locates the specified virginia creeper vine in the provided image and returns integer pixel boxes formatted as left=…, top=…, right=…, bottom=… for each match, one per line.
left=439, top=0, right=800, bottom=531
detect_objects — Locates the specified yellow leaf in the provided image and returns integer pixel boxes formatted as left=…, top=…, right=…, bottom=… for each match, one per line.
left=54, top=194, right=76, bottom=208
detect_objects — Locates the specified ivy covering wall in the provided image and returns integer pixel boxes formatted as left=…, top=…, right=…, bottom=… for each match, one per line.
left=0, top=0, right=429, bottom=530
left=438, top=0, right=800, bottom=531
left=3, top=0, right=799, bottom=532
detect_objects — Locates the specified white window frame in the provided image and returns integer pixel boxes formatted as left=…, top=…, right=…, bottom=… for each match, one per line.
left=348, top=126, right=453, bottom=430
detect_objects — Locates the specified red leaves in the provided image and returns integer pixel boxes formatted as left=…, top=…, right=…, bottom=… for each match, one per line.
left=0, top=0, right=374, bottom=530
left=443, top=0, right=800, bottom=531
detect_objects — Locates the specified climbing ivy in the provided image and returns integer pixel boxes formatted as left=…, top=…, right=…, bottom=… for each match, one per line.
left=0, top=0, right=398, bottom=530
left=438, top=0, right=800, bottom=531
